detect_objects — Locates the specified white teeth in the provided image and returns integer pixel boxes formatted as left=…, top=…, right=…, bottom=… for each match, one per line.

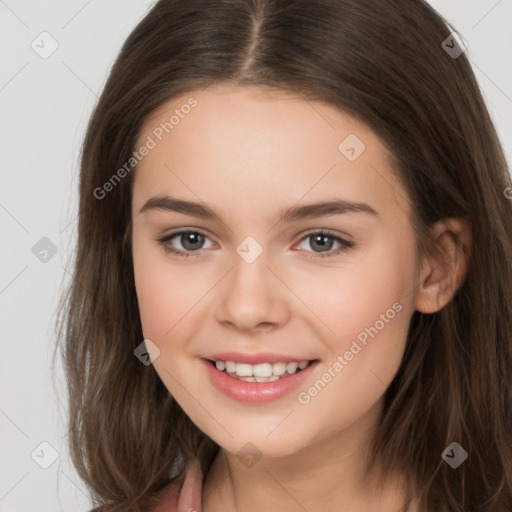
left=251, top=363, right=273, bottom=378
left=286, top=362, right=299, bottom=374
left=235, top=363, right=253, bottom=377
left=225, top=361, right=236, bottom=373
left=272, top=362, right=287, bottom=375
left=212, top=359, right=312, bottom=380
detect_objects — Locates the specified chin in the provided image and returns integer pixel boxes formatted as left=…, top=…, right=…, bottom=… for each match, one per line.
left=216, top=432, right=308, bottom=461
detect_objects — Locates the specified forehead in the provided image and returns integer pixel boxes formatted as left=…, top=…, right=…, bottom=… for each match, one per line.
left=132, top=84, right=409, bottom=221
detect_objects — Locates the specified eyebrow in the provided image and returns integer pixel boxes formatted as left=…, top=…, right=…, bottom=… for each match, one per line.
left=138, top=195, right=379, bottom=222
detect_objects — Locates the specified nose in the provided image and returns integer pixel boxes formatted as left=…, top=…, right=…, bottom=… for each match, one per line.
left=214, top=249, right=291, bottom=333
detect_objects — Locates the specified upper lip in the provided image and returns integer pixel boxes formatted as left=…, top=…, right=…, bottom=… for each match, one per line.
left=203, top=352, right=318, bottom=365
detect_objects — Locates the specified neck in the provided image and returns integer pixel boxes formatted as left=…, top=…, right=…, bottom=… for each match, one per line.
left=201, top=400, right=413, bottom=512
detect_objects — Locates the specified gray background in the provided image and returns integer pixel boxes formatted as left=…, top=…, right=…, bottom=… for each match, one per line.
left=1, top=1, right=511, bottom=510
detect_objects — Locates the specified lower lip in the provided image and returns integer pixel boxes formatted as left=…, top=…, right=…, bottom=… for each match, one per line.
left=201, top=358, right=320, bottom=403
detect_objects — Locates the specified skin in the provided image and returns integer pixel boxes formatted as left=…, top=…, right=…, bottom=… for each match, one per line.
left=131, top=84, right=470, bottom=512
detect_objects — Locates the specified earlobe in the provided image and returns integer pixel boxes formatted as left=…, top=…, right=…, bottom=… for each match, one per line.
left=414, top=217, right=471, bottom=314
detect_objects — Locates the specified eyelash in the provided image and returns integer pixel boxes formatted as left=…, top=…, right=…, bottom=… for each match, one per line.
left=156, top=229, right=354, bottom=260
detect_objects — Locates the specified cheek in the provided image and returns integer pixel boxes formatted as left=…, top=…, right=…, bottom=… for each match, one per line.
left=297, top=242, right=413, bottom=335
left=132, top=236, right=207, bottom=344
left=132, top=244, right=214, bottom=400
left=292, top=290, right=411, bottom=431
left=292, top=238, right=415, bottom=393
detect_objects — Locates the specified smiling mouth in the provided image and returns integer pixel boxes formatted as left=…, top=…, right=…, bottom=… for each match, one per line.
left=206, top=359, right=319, bottom=382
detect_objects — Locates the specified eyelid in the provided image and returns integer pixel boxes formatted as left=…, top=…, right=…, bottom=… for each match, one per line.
left=297, top=227, right=353, bottom=244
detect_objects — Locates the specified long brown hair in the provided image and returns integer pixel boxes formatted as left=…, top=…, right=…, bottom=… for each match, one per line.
left=54, top=0, right=512, bottom=510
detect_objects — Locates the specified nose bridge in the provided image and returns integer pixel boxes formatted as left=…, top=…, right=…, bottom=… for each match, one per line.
left=215, top=236, right=289, bottom=330
left=228, top=238, right=274, bottom=303
left=231, top=242, right=269, bottom=289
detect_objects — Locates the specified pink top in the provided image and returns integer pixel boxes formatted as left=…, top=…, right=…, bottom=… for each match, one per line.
left=153, top=460, right=204, bottom=512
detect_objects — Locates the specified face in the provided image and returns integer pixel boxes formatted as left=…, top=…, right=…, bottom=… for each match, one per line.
left=131, top=84, right=421, bottom=458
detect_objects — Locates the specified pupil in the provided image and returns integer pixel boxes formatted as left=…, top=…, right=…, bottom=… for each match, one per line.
left=312, top=234, right=333, bottom=252
left=182, top=232, right=203, bottom=251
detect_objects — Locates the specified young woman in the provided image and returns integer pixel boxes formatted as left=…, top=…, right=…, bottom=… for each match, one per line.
left=55, top=1, right=512, bottom=510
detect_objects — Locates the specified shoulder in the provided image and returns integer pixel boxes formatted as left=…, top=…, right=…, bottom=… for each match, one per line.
left=151, top=473, right=185, bottom=512
left=155, top=459, right=203, bottom=512
left=87, top=473, right=185, bottom=512
left=87, top=461, right=202, bottom=512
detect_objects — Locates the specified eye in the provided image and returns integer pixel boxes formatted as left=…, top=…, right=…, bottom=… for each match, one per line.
left=156, top=230, right=215, bottom=259
left=156, top=229, right=354, bottom=260
left=296, top=230, right=354, bottom=258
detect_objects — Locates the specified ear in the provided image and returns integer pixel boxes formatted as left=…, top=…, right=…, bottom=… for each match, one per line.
left=414, top=217, right=471, bottom=314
